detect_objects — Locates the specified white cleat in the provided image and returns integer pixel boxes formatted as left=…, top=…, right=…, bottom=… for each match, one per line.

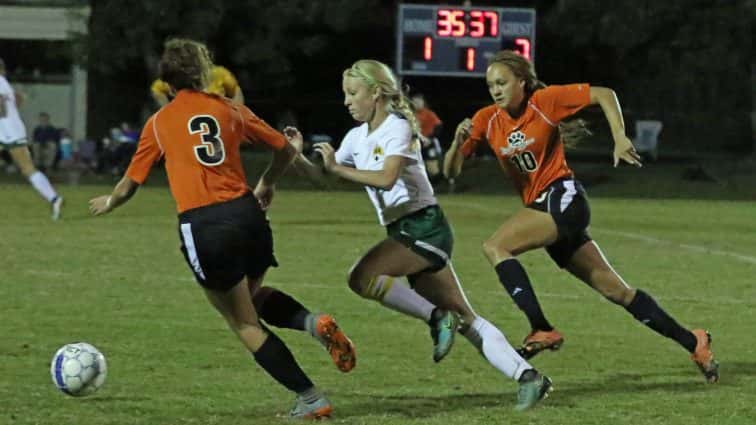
left=51, top=196, right=64, bottom=221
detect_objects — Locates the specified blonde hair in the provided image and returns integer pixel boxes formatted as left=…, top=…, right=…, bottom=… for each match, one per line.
left=343, top=60, right=421, bottom=138
left=159, top=38, right=213, bottom=91
left=489, top=50, right=591, bottom=147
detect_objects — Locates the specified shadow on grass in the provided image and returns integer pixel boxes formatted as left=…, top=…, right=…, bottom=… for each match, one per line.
left=332, top=391, right=512, bottom=420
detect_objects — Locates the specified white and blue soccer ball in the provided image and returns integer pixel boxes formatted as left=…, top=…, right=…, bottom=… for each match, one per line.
left=50, top=342, right=108, bottom=397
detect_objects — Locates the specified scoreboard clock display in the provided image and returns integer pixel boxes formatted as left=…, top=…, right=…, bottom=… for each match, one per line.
left=397, top=4, right=536, bottom=77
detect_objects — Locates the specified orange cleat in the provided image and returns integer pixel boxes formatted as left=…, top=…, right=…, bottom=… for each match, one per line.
left=518, top=329, right=564, bottom=360
left=690, top=329, right=719, bottom=383
left=315, top=314, right=356, bottom=373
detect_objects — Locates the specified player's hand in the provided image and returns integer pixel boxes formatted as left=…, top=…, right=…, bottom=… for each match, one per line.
left=253, top=181, right=275, bottom=211
left=613, top=135, right=642, bottom=168
left=313, top=142, right=336, bottom=172
left=283, top=126, right=304, bottom=153
left=454, top=118, right=472, bottom=142
left=89, top=195, right=113, bottom=216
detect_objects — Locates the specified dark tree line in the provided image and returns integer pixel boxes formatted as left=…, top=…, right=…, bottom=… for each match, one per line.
left=77, top=0, right=754, bottom=153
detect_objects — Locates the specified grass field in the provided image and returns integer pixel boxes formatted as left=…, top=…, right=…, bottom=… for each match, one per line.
left=1, top=182, right=755, bottom=424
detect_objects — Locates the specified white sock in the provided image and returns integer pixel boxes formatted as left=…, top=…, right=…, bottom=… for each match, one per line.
left=463, top=316, right=532, bottom=380
left=364, top=275, right=435, bottom=321
left=29, top=171, right=58, bottom=202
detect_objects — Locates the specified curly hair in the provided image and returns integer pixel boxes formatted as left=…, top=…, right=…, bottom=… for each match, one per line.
left=489, top=50, right=591, bottom=147
left=158, top=38, right=212, bottom=91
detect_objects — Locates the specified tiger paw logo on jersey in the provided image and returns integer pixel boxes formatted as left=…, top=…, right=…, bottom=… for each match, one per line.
left=500, top=130, right=535, bottom=156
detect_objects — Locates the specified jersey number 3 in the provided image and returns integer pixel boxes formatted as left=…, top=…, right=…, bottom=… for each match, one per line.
left=189, top=115, right=226, bottom=166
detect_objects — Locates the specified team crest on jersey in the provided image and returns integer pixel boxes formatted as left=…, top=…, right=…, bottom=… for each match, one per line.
left=372, top=146, right=384, bottom=158
left=500, top=130, right=535, bottom=155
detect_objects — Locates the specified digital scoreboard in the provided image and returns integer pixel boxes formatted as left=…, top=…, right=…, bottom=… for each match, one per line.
left=396, top=4, right=536, bottom=77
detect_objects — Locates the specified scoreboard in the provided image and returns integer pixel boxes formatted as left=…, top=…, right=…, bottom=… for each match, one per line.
left=396, top=4, right=536, bottom=77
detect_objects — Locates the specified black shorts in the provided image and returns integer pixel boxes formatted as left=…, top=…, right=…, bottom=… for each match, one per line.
left=421, top=137, right=442, bottom=160
left=527, top=178, right=592, bottom=268
left=177, top=192, right=278, bottom=291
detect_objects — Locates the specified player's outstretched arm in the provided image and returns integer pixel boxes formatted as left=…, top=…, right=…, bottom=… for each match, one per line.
left=254, top=140, right=297, bottom=210
left=443, top=118, right=471, bottom=178
left=89, top=176, right=139, bottom=216
left=589, top=86, right=642, bottom=168
left=284, top=126, right=331, bottom=186
left=314, top=142, right=404, bottom=190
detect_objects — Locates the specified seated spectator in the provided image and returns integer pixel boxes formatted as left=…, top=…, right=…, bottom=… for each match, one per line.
left=31, top=112, right=59, bottom=171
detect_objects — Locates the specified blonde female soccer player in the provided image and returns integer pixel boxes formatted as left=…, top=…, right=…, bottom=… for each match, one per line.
left=290, top=59, right=552, bottom=410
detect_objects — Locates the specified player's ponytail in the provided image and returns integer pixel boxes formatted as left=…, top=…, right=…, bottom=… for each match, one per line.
left=489, top=50, right=591, bottom=147
left=344, top=60, right=422, bottom=144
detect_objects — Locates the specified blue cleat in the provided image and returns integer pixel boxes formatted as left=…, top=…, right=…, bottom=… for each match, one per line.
left=429, top=308, right=460, bottom=362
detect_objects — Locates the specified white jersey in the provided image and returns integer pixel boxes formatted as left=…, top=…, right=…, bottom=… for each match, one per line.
left=336, top=114, right=437, bottom=226
left=0, top=75, right=27, bottom=144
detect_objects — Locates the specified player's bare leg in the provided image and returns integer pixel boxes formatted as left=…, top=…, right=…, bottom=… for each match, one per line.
left=413, top=264, right=552, bottom=410
left=206, top=276, right=331, bottom=419
left=348, top=238, right=459, bottom=362
left=8, top=145, right=63, bottom=219
left=251, top=284, right=356, bottom=373
left=567, top=241, right=718, bottom=383
left=483, top=208, right=562, bottom=358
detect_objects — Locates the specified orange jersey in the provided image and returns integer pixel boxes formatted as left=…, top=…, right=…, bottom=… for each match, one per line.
left=415, top=107, right=442, bottom=138
left=460, top=84, right=591, bottom=205
left=126, top=89, right=286, bottom=213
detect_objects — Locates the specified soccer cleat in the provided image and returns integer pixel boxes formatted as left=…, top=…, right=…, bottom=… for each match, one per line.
left=51, top=196, right=64, bottom=221
left=288, top=393, right=333, bottom=420
left=690, top=329, right=719, bottom=383
left=515, top=372, right=553, bottom=411
left=517, top=329, right=564, bottom=359
left=314, top=314, right=356, bottom=373
left=429, top=309, right=460, bottom=362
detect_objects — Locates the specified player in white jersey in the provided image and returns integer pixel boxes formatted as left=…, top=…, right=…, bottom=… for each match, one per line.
left=0, top=58, right=63, bottom=219
left=290, top=59, right=551, bottom=411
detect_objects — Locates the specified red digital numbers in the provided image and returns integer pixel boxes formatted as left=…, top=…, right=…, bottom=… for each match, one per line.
left=437, top=9, right=498, bottom=38
left=423, top=36, right=432, bottom=61
left=514, top=37, right=531, bottom=60
left=466, top=48, right=475, bottom=71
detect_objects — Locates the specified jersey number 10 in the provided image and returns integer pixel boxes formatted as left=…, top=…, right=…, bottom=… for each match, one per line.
left=509, top=151, right=538, bottom=173
left=189, top=115, right=226, bottom=166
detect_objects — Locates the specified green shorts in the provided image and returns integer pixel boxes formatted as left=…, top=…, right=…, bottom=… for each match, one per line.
left=386, top=205, right=453, bottom=273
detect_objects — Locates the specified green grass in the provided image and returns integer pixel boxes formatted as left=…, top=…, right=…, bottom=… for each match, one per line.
left=1, top=183, right=755, bottom=424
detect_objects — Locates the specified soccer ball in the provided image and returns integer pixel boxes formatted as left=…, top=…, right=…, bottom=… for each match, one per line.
left=50, top=342, right=108, bottom=397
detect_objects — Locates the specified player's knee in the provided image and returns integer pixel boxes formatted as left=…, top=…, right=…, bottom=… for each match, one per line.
left=251, top=286, right=274, bottom=311
left=347, top=265, right=370, bottom=296
left=482, top=237, right=508, bottom=262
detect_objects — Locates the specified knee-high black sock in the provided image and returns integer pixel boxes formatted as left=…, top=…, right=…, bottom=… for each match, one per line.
left=495, top=258, right=554, bottom=331
left=624, top=289, right=697, bottom=353
left=256, top=288, right=310, bottom=331
left=253, top=330, right=314, bottom=393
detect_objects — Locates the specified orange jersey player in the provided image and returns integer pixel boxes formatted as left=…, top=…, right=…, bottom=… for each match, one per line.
left=460, top=83, right=589, bottom=205
left=126, top=90, right=283, bottom=213
left=89, top=38, right=354, bottom=420
left=445, top=50, right=718, bottom=384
